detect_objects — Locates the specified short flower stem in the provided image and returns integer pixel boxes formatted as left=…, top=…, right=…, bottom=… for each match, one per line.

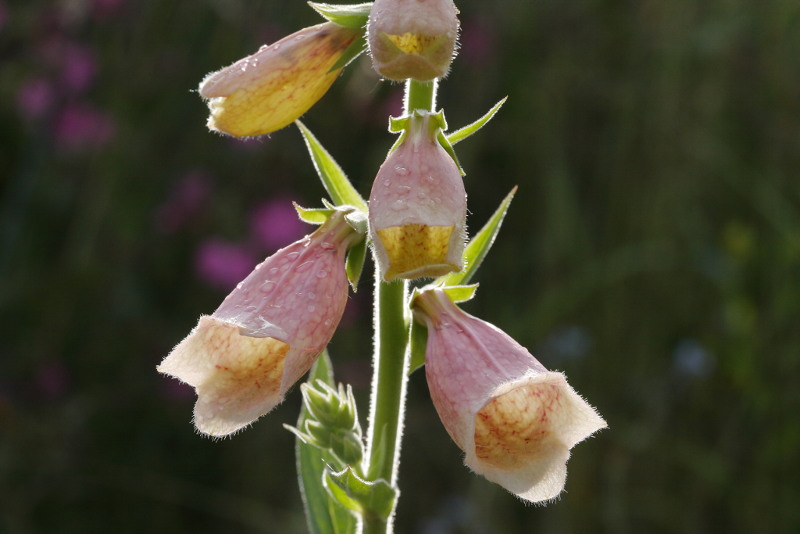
left=362, top=79, right=437, bottom=534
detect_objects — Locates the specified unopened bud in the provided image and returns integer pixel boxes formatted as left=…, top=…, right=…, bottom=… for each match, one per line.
left=367, top=0, right=459, bottom=81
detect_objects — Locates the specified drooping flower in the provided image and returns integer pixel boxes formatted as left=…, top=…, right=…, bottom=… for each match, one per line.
left=158, top=211, right=359, bottom=437
left=413, top=289, right=606, bottom=502
left=199, top=22, right=361, bottom=138
left=368, top=111, right=466, bottom=281
left=367, top=0, right=459, bottom=81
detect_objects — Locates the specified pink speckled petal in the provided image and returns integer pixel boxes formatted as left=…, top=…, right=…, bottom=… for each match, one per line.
left=416, top=289, right=606, bottom=502
left=158, top=213, right=355, bottom=436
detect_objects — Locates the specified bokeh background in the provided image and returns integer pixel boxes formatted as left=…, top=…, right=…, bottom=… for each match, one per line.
left=2, top=0, right=799, bottom=532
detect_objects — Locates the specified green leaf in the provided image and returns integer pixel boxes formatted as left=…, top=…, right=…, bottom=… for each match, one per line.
left=437, top=130, right=464, bottom=176
left=324, top=466, right=397, bottom=522
left=309, top=2, right=372, bottom=28
left=446, top=97, right=508, bottom=145
left=295, top=351, right=358, bottom=534
left=296, top=121, right=368, bottom=211
left=438, top=186, right=517, bottom=286
left=345, top=238, right=367, bottom=291
left=407, top=318, right=428, bottom=375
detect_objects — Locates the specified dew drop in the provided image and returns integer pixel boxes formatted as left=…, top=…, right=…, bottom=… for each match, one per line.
left=307, top=291, right=316, bottom=300
left=395, top=165, right=409, bottom=176
left=269, top=267, right=279, bottom=275
left=259, top=44, right=269, bottom=51
left=296, top=261, right=313, bottom=273
left=262, top=281, right=276, bottom=293
left=273, top=43, right=281, bottom=51
left=383, top=179, right=392, bottom=187
left=307, top=304, right=317, bottom=313
left=425, top=175, right=435, bottom=183
left=417, top=191, right=427, bottom=200
left=316, top=270, right=329, bottom=279
left=324, top=319, right=332, bottom=326
left=392, top=199, right=406, bottom=211
left=433, top=197, right=442, bottom=204
left=320, top=241, right=335, bottom=250
left=286, top=251, right=300, bottom=261
left=398, top=185, right=412, bottom=194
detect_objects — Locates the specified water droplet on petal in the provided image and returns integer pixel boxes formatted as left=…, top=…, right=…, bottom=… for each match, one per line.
left=296, top=261, right=313, bottom=273
left=383, top=179, right=392, bottom=187
left=395, top=166, right=409, bottom=177
left=286, top=251, right=300, bottom=261
left=269, top=267, right=279, bottom=275
left=392, top=199, right=406, bottom=211
left=316, top=270, right=329, bottom=279
left=307, top=304, right=316, bottom=312
left=262, top=281, right=276, bottom=293
left=320, top=242, right=335, bottom=250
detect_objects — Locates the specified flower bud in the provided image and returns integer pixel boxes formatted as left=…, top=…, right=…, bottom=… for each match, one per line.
left=369, top=112, right=466, bottom=281
left=414, top=289, right=606, bottom=502
left=199, top=22, right=360, bottom=137
left=367, top=0, right=459, bottom=81
left=157, top=212, right=358, bottom=437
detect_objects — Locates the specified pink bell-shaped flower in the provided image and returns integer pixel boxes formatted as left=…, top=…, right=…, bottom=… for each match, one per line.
left=199, top=22, right=360, bottom=137
left=367, top=0, right=459, bottom=81
left=413, top=289, right=606, bottom=502
left=158, top=211, right=358, bottom=437
left=368, top=111, right=466, bottom=281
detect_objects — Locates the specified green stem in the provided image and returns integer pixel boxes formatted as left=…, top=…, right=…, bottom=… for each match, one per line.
left=362, top=79, right=437, bottom=534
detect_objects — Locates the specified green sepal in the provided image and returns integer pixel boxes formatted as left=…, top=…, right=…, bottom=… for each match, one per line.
left=437, top=130, right=464, bottom=176
left=441, top=284, right=479, bottom=303
left=438, top=186, right=517, bottom=286
left=328, top=32, right=367, bottom=73
left=293, top=351, right=358, bottom=534
left=309, top=2, right=372, bottom=28
left=323, top=466, right=398, bottom=522
left=345, top=237, right=367, bottom=291
left=296, top=121, right=368, bottom=211
left=446, top=97, right=507, bottom=145
left=407, top=318, right=428, bottom=375
left=294, top=202, right=336, bottom=225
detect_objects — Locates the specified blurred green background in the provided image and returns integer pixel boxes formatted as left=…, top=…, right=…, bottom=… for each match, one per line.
left=2, top=0, right=799, bottom=532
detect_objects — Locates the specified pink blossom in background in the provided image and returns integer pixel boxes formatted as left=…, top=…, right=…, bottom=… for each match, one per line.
left=195, top=239, right=256, bottom=290
left=249, top=196, right=307, bottom=251
left=17, top=78, right=55, bottom=121
left=60, top=43, right=96, bottom=92
left=54, top=103, right=115, bottom=149
left=154, top=171, right=214, bottom=233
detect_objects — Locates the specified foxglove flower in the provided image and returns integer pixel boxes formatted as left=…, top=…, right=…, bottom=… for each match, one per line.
left=369, top=112, right=466, bottom=281
left=158, top=211, right=358, bottom=437
left=368, top=0, right=459, bottom=81
left=199, top=22, right=360, bottom=137
left=414, top=289, right=606, bottom=502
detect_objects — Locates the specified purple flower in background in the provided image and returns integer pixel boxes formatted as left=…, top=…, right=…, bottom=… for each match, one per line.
left=154, top=171, right=214, bottom=233
left=249, top=196, right=307, bottom=252
left=54, top=103, right=115, bottom=149
left=195, top=239, right=257, bottom=290
left=17, top=78, right=55, bottom=121
left=60, top=43, right=96, bottom=92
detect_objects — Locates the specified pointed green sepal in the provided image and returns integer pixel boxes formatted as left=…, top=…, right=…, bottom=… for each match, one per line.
left=407, top=318, right=428, bottom=375
left=296, top=121, right=368, bottom=211
left=293, top=351, right=358, bottom=534
left=309, top=2, right=373, bottom=28
left=329, top=32, right=367, bottom=73
left=323, top=466, right=398, bottom=522
left=438, top=186, right=517, bottom=286
left=294, top=202, right=335, bottom=225
left=446, top=97, right=508, bottom=145
left=441, top=284, right=479, bottom=303
left=345, top=238, right=367, bottom=291
left=437, top=130, right=464, bottom=176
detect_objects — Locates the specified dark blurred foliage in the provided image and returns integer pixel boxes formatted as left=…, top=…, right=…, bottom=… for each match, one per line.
left=1, top=0, right=799, bottom=532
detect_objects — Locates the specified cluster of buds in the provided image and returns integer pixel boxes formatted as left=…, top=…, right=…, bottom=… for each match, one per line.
left=161, top=0, right=605, bottom=514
